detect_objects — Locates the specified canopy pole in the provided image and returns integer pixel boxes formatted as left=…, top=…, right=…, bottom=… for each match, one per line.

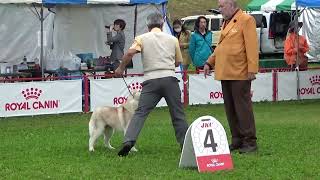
left=295, top=0, right=301, bottom=100
left=134, top=5, right=137, bottom=37
left=40, top=5, right=44, bottom=78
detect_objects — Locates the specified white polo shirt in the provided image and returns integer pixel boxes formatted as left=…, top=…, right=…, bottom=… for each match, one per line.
left=129, top=28, right=182, bottom=80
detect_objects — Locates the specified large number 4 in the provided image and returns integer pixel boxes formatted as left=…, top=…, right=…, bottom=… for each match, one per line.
left=204, top=129, right=218, bottom=152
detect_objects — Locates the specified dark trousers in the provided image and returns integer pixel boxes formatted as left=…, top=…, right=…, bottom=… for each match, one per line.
left=124, top=76, right=189, bottom=146
left=221, top=80, right=257, bottom=146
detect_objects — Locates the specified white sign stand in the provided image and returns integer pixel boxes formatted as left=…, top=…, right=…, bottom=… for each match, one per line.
left=179, top=116, right=233, bottom=172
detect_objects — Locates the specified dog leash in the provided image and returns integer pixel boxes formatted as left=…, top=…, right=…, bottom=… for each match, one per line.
left=121, top=75, right=134, bottom=97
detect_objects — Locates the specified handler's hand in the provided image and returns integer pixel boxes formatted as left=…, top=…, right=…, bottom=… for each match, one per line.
left=248, top=72, right=256, bottom=81
left=115, top=67, right=125, bottom=77
left=204, top=64, right=211, bottom=79
left=110, top=25, right=114, bottom=31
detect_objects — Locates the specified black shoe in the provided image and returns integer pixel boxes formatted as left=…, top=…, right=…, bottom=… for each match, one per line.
left=118, top=141, right=135, bottom=157
left=229, top=144, right=241, bottom=151
left=239, top=145, right=258, bottom=154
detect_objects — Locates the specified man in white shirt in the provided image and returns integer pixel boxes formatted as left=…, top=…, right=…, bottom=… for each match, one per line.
left=115, top=12, right=189, bottom=157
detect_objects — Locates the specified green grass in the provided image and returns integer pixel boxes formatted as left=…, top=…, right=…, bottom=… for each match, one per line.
left=167, top=0, right=251, bottom=22
left=309, top=62, right=320, bottom=68
left=0, top=100, right=320, bottom=179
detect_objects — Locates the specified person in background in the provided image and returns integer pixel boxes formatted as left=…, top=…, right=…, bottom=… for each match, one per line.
left=172, top=19, right=192, bottom=72
left=284, top=21, right=309, bottom=71
left=105, top=19, right=126, bottom=71
left=204, top=0, right=259, bottom=154
left=189, top=16, right=213, bottom=72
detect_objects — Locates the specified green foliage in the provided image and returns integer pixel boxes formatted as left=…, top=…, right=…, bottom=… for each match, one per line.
left=0, top=100, right=319, bottom=179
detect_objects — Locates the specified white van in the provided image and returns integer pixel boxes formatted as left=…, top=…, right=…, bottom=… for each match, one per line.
left=181, top=11, right=292, bottom=55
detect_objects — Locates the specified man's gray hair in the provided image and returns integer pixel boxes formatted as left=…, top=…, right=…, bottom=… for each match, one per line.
left=228, top=0, right=238, bottom=7
left=146, top=12, right=164, bottom=28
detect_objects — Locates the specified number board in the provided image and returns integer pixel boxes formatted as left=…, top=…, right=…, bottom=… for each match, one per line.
left=179, top=116, right=233, bottom=172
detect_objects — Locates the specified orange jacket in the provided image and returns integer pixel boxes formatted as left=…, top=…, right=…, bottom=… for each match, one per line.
left=206, top=10, right=259, bottom=80
left=284, top=33, right=309, bottom=65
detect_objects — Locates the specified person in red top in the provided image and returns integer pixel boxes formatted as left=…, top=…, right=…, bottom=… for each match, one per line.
left=284, top=21, right=309, bottom=70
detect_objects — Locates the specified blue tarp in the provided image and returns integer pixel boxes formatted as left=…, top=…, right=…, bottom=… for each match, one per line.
left=129, top=0, right=167, bottom=4
left=297, top=0, right=320, bottom=8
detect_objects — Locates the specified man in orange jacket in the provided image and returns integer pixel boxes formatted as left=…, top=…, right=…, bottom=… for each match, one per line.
left=204, top=0, right=258, bottom=154
left=284, top=21, right=309, bottom=70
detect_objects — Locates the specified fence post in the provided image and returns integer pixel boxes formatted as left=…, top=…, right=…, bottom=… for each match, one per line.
left=272, top=70, right=278, bottom=102
left=84, top=75, right=90, bottom=113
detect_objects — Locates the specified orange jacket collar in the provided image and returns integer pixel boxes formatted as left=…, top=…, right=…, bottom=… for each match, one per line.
left=220, top=9, right=243, bottom=44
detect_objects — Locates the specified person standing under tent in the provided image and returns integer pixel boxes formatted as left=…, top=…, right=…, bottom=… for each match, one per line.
left=172, top=19, right=192, bottom=72
left=284, top=21, right=309, bottom=71
left=105, top=19, right=126, bottom=71
left=189, top=16, right=213, bottom=72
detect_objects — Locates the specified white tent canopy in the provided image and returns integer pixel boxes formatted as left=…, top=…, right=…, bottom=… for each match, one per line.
left=0, top=0, right=171, bottom=73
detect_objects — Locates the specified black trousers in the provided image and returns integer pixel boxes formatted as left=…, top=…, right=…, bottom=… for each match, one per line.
left=221, top=80, right=257, bottom=146
left=124, top=76, right=189, bottom=146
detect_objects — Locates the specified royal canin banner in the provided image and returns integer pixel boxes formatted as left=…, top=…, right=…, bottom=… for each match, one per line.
left=277, top=71, right=298, bottom=101
left=90, top=75, right=183, bottom=111
left=188, top=73, right=273, bottom=105
left=278, top=70, right=320, bottom=100
left=0, top=80, right=82, bottom=117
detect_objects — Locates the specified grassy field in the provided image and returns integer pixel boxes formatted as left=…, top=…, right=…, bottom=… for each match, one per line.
left=0, top=100, right=319, bottom=179
left=167, top=0, right=251, bottom=22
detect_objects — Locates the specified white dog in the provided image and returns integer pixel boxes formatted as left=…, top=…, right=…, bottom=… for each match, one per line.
left=88, top=91, right=140, bottom=152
